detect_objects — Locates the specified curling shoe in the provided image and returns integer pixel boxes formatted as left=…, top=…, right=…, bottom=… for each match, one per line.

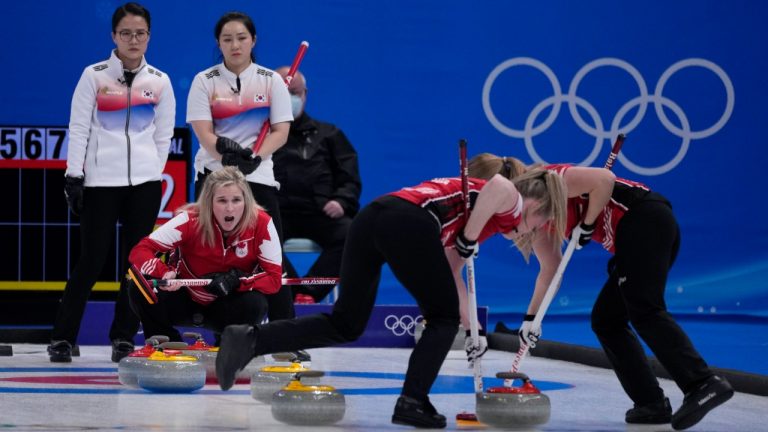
left=391, top=396, right=447, bottom=429
left=216, top=324, right=258, bottom=391
left=48, top=340, right=72, bottom=363
left=672, top=375, right=734, bottom=430
left=625, top=397, right=671, bottom=424
left=111, top=339, right=134, bottom=363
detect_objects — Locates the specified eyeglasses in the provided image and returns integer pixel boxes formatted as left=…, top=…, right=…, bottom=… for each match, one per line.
left=117, top=30, right=149, bottom=42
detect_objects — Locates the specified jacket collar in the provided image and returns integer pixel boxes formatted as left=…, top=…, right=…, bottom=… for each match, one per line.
left=291, top=112, right=317, bottom=133
left=212, top=218, right=258, bottom=249
left=219, top=61, right=255, bottom=81
left=213, top=221, right=237, bottom=249
left=107, top=50, right=147, bottom=78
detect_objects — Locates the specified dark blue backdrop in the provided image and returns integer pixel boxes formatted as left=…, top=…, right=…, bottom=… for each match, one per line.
left=3, top=0, right=767, bottom=318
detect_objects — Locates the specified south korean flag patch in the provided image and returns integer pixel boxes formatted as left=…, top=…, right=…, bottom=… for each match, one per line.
left=254, top=93, right=266, bottom=103
left=142, top=89, right=155, bottom=100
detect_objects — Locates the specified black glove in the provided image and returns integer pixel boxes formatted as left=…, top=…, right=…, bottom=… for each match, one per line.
left=215, top=136, right=245, bottom=155
left=575, top=221, right=596, bottom=249
left=205, top=268, right=244, bottom=297
left=464, top=329, right=488, bottom=368
left=518, top=314, right=540, bottom=348
left=221, top=152, right=262, bottom=175
left=64, top=175, right=84, bottom=215
left=455, top=230, right=479, bottom=259
left=217, top=135, right=258, bottom=174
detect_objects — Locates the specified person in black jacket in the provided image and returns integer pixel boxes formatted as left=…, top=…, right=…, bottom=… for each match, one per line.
left=272, top=67, right=362, bottom=303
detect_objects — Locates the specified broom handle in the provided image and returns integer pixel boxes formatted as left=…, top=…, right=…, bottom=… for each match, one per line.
left=508, top=133, right=626, bottom=379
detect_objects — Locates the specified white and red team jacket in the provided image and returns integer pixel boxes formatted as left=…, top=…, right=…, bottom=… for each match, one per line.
left=66, top=50, right=175, bottom=186
left=545, top=164, right=651, bottom=254
left=389, top=177, right=523, bottom=247
left=186, top=62, right=293, bottom=188
left=129, top=209, right=282, bottom=305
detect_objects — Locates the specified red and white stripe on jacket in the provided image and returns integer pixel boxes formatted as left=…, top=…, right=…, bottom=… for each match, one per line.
left=389, top=176, right=523, bottom=247
left=129, top=209, right=282, bottom=305
left=544, top=163, right=650, bottom=254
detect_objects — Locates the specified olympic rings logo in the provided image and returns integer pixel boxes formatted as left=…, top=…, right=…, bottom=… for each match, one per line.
left=384, top=314, right=423, bottom=337
left=482, top=57, right=734, bottom=175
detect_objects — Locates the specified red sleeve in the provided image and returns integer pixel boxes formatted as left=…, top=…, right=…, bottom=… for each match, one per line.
left=128, top=212, right=190, bottom=278
left=129, top=237, right=171, bottom=278
left=239, top=212, right=282, bottom=295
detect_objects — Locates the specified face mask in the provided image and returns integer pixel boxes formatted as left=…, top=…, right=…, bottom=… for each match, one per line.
left=290, top=94, right=304, bottom=118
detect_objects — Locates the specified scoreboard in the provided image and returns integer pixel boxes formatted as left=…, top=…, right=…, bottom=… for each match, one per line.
left=0, top=125, right=192, bottom=293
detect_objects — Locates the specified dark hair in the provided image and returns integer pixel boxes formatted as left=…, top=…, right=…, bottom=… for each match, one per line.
left=214, top=11, right=257, bottom=62
left=112, top=2, right=151, bottom=32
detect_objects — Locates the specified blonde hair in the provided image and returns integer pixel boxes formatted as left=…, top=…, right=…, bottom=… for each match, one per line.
left=510, top=169, right=568, bottom=261
left=468, top=153, right=528, bottom=181
left=179, top=167, right=262, bottom=247
left=468, top=153, right=563, bottom=259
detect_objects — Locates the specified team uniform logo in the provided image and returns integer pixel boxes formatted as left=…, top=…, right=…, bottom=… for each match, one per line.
left=235, top=241, right=248, bottom=258
left=100, top=87, right=123, bottom=96
left=254, top=94, right=266, bottom=103
left=142, top=89, right=155, bottom=100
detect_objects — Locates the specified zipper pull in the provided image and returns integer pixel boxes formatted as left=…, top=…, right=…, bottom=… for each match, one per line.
left=236, top=76, right=242, bottom=105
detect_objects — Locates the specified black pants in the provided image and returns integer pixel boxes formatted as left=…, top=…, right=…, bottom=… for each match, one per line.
left=196, top=171, right=294, bottom=322
left=281, top=211, right=351, bottom=302
left=591, top=197, right=712, bottom=405
left=128, top=283, right=268, bottom=342
left=250, top=196, right=460, bottom=402
left=51, top=181, right=161, bottom=344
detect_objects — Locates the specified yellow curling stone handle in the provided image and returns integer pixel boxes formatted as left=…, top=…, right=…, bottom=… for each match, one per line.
left=147, top=351, right=198, bottom=362
left=283, top=380, right=336, bottom=392
left=261, top=363, right=311, bottom=373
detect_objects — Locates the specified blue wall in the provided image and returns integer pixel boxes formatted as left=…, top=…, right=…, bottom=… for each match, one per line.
left=3, top=1, right=767, bottom=317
